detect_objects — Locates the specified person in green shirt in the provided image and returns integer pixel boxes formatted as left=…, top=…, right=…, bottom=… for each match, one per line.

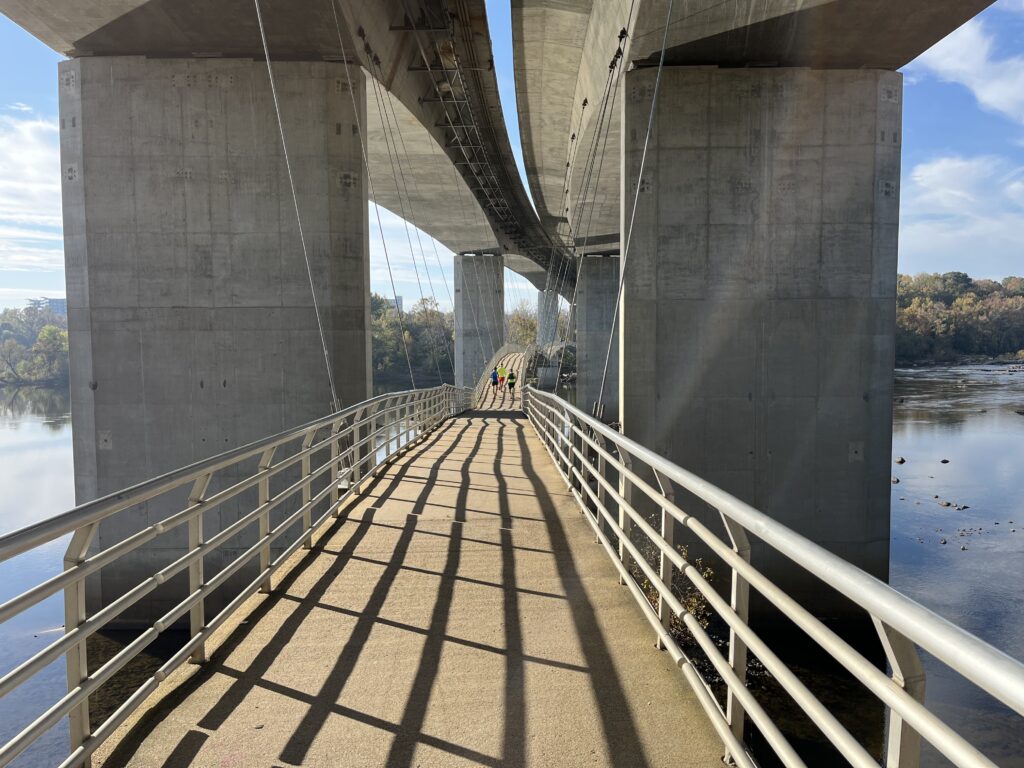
left=506, top=369, right=517, bottom=396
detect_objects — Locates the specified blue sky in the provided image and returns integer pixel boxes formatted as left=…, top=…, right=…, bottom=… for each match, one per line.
left=0, top=1, right=1022, bottom=310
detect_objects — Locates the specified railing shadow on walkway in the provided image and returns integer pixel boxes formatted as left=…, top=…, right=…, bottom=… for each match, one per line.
left=98, top=411, right=656, bottom=768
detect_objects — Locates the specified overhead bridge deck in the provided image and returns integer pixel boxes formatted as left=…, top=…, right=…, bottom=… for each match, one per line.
left=91, top=403, right=720, bottom=767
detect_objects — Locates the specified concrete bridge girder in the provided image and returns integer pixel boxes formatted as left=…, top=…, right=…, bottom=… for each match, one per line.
left=0, top=0, right=570, bottom=290
left=515, top=0, right=998, bottom=264
left=363, top=73, right=552, bottom=291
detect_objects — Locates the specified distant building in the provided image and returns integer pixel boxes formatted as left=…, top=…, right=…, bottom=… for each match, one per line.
left=26, top=297, right=67, bottom=316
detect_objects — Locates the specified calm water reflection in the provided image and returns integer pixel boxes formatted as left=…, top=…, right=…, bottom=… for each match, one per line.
left=0, top=385, right=74, bottom=767
left=0, top=372, right=1022, bottom=766
left=891, top=366, right=1024, bottom=766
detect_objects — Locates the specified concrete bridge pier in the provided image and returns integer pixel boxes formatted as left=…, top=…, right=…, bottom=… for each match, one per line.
left=620, top=66, right=900, bottom=611
left=60, top=56, right=371, bottom=621
left=454, top=252, right=504, bottom=386
left=577, top=255, right=620, bottom=420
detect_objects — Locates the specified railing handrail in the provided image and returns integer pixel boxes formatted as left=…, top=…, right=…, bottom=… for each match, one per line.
left=0, top=384, right=461, bottom=564
left=524, top=384, right=1024, bottom=753
left=0, top=383, right=474, bottom=768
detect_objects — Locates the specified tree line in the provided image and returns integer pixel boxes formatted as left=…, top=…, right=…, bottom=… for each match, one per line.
left=897, top=272, right=1024, bottom=364
left=12, top=275, right=1015, bottom=391
left=0, top=305, right=69, bottom=385
left=370, top=295, right=568, bottom=391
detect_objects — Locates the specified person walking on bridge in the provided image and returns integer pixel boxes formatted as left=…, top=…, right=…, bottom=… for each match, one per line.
left=497, top=363, right=507, bottom=388
left=490, top=366, right=499, bottom=393
left=506, top=369, right=517, bottom=399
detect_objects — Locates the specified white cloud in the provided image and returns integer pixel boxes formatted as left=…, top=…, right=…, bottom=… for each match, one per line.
left=912, top=18, right=1024, bottom=125
left=900, top=154, right=1024, bottom=277
left=5, top=103, right=33, bottom=113
left=0, top=114, right=64, bottom=276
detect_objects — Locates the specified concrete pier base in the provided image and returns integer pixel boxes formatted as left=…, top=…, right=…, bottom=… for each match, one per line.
left=577, top=255, right=619, bottom=420
left=454, top=253, right=504, bottom=387
left=60, top=56, right=370, bottom=622
left=621, top=67, right=900, bottom=611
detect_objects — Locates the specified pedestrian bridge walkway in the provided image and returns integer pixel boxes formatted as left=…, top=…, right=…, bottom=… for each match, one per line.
left=1, top=378, right=1022, bottom=768
left=92, top=409, right=721, bottom=767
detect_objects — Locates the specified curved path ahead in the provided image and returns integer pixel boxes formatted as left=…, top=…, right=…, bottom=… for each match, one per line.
left=477, top=352, right=526, bottom=411
left=95, top=400, right=721, bottom=767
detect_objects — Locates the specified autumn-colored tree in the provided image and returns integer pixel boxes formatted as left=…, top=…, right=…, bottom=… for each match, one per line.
left=896, top=273, right=1024, bottom=363
left=506, top=299, right=537, bottom=347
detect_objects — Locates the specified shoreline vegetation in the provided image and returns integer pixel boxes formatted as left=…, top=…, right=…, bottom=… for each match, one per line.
left=897, top=272, right=1024, bottom=366
left=0, top=305, right=69, bottom=387
left=7, top=273, right=1022, bottom=390
left=371, top=292, right=554, bottom=391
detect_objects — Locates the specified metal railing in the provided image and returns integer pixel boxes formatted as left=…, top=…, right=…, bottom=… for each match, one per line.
left=523, top=385, right=1024, bottom=768
left=0, top=384, right=473, bottom=768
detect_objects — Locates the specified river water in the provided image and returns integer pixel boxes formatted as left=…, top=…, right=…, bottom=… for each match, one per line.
left=0, top=369, right=1022, bottom=766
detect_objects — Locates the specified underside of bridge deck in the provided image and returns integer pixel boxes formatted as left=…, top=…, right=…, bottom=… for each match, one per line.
left=92, top=409, right=721, bottom=767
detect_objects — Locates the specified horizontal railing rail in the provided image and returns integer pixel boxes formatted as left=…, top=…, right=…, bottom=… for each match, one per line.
left=0, top=384, right=473, bottom=768
left=523, top=385, right=1024, bottom=768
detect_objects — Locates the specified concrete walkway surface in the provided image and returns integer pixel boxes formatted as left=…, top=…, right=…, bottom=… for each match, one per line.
left=95, top=404, right=722, bottom=767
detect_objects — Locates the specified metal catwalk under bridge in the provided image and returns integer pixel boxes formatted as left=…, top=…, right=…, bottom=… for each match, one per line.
left=89, top=405, right=721, bottom=767
left=2, top=374, right=1023, bottom=766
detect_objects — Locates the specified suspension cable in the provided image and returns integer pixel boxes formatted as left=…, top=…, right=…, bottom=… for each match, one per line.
left=254, top=0, right=340, bottom=412
left=398, top=3, right=507, bottom=378
left=370, top=57, right=457, bottom=381
left=328, top=0, right=416, bottom=389
left=442, top=142, right=499, bottom=374
left=554, top=34, right=630, bottom=393
left=597, top=0, right=675, bottom=407
left=366, top=64, right=447, bottom=386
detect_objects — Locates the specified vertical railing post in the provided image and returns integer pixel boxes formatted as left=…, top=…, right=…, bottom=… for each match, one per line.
left=564, top=411, right=574, bottom=480
left=188, top=472, right=213, bottom=663
left=300, top=428, right=316, bottom=549
left=351, top=407, right=366, bottom=490
left=63, top=522, right=98, bottom=766
left=720, top=513, right=752, bottom=752
left=617, top=452, right=634, bottom=585
left=401, top=397, right=410, bottom=452
left=654, top=470, right=675, bottom=649
left=874, top=620, right=925, bottom=768
left=595, top=435, right=608, bottom=543
left=571, top=418, right=583, bottom=494
left=329, top=417, right=341, bottom=509
left=395, top=397, right=404, bottom=454
left=258, top=447, right=276, bottom=593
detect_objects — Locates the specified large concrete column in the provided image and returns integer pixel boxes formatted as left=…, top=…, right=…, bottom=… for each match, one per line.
left=537, top=288, right=559, bottom=348
left=577, top=255, right=619, bottom=419
left=454, top=253, right=504, bottom=387
left=621, top=67, right=900, bottom=610
left=61, top=56, right=370, bottom=621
